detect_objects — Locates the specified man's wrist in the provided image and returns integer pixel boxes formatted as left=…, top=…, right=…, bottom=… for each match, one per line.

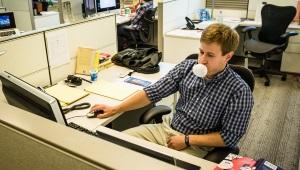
left=185, top=135, right=190, bottom=147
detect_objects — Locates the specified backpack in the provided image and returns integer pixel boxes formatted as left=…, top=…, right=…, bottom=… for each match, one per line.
left=111, top=48, right=162, bottom=74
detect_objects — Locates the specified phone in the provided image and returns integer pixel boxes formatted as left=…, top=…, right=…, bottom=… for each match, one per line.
left=185, top=17, right=195, bottom=30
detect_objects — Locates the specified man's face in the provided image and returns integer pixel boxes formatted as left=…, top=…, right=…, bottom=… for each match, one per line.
left=198, top=42, right=233, bottom=78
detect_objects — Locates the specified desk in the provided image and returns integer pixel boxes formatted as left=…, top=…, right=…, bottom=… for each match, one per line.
left=164, top=19, right=300, bottom=73
left=116, top=15, right=131, bottom=25
left=64, top=62, right=175, bottom=129
left=164, top=20, right=240, bottom=64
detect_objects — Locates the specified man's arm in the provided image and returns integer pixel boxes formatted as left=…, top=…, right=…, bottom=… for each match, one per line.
left=167, top=132, right=226, bottom=150
left=90, top=90, right=151, bottom=118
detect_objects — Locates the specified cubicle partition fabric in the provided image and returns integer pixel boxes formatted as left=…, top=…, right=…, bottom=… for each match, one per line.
left=46, top=15, right=117, bottom=84
left=0, top=14, right=117, bottom=91
left=0, top=33, right=50, bottom=87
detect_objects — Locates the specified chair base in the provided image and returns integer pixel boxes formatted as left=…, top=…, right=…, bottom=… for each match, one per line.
left=249, top=65, right=287, bottom=86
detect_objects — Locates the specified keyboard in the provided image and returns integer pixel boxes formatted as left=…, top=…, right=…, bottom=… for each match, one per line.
left=68, top=122, right=99, bottom=137
left=0, top=30, right=16, bottom=37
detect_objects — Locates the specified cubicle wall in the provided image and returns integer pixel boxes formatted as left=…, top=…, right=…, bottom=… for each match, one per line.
left=0, top=102, right=180, bottom=170
left=0, top=14, right=117, bottom=102
left=157, top=0, right=204, bottom=54
left=46, top=15, right=117, bottom=84
left=0, top=33, right=50, bottom=87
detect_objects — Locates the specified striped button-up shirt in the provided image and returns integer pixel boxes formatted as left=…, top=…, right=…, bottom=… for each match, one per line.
left=131, top=1, right=153, bottom=29
left=144, top=60, right=254, bottom=147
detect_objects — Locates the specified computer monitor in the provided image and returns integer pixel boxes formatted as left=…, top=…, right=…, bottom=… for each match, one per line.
left=96, top=0, right=120, bottom=13
left=82, top=0, right=96, bottom=18
left=0, top=71, right=67, bottom=125
left=0, top=12, right=16, bottom=30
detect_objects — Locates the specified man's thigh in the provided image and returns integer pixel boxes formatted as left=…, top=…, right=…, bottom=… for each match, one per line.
left=123, top=124, right=168, bottom=146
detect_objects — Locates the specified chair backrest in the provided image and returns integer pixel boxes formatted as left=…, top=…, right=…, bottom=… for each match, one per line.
left=259, top=4, right=296, bottom=45
left=185, top=54, right=255, bottom=92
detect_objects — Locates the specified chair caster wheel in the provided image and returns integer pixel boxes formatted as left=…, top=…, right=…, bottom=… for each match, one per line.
left=264, top=81, right=270, bottom=86
left=281, top=76, right=287, bottom=81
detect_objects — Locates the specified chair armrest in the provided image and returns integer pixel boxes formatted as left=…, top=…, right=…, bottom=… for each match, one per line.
left=139, top=105, right=172, bottom=124
left=242, top=26, right=256, bottom=39
left=280, top=31, right=298, bottom=39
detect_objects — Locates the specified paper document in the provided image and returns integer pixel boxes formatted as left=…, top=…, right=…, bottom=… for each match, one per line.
left=84, top=80, right=140, bottom=101
left=45, top=84, right=89, bottom=105
left=46, top=30, right=70, bottom=68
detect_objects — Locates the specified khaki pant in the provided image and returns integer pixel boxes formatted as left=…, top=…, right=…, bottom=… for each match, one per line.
left=123, top=114, right=212, bottom=158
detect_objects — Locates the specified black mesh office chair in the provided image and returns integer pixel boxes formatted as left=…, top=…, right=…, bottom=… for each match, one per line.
left=242, top=4, right=298, bottom=86
left=139, top=54, right=255, bottom=163
left=123, top=7, right=157, bottom=48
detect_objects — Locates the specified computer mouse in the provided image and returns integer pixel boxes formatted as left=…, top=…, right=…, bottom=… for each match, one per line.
left=86, top=110, right=104, bottom=118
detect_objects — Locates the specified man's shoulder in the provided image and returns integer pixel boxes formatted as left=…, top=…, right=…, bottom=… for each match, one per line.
left=226, top=67, right=252, bottom=92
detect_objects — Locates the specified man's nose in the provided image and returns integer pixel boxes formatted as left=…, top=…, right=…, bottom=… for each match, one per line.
left=198, top=55, right=207, bottom=64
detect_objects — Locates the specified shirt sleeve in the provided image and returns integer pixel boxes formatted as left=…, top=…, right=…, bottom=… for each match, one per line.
left=144, top=60, right=189, bottom=103
left=220, top=85, right=254, bottom=147
left=131, top=6, right=146, bottom=26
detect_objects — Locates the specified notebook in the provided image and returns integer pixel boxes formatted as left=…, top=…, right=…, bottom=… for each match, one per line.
left=45, top=84, right=89, bottom=105
left=84, top=80, right=140, bottom=101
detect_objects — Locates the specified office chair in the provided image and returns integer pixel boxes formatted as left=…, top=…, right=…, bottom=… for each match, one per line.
left=139, top=54, right=255, bottom=163
left=123, top=7, right=157, bottom=48
left=242, top=4, right=298, bottom=86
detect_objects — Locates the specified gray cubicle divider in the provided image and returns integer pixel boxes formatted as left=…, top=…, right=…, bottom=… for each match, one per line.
left=0, top=101, right=182, bottom=170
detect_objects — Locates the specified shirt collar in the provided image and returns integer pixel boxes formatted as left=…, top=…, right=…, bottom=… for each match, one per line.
left=205, top=64, right=229, bottom=83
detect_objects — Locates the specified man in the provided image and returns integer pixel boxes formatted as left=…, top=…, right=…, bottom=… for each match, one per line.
left=118, top=0, right=153, bottom=50
left=92, top=23, right=254, bottom=158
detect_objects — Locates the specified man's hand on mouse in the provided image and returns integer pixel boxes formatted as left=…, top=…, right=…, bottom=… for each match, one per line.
left=90, top=104, right=119, bottom=119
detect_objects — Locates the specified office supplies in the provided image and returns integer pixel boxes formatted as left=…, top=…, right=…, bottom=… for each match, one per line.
left=45, top=84, right=89, bottom=105
left=86, top=109, right=104, bottom=118
left=65, top=75, right=83, bottom=86
left=84, top=80, right=139, bottom=101
left=76, top=47, right=98, bottom=75
left=62, top=102, right=91, bottom=114
left=124, top=77, right=152, bottom=87
left=185, top=17, right=195, bottom=30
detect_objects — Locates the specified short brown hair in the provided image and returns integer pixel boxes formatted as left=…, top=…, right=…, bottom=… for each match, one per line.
left=200, top=23, right=239, bottom=55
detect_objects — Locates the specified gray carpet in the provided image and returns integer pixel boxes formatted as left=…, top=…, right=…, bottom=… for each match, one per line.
left=238, top=75, right=300, bottom=170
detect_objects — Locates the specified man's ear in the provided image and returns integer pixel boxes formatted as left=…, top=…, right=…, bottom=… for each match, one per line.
left=225, top=51, right=234, bottom=62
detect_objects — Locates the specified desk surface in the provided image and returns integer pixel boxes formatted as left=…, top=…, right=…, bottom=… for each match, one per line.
left=65, top=62, right=175, bottom=129
left=165, top=19, right=300, bottom=40
left=116, top=15, right=131, bottom=25
left=165, top=20, right=240, bottom=40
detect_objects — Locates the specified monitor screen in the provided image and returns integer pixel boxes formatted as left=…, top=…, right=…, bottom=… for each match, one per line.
left=0, top=71, right=67, bottom=125
left=0, top=12, right=16, bottom=30
left=83, top=0, right=96, bottom=18
left=96, top=0, right=120, bottom=13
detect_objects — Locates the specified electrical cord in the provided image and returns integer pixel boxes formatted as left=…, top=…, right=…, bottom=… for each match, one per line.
left=62, top=102, right=91, bottom=114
